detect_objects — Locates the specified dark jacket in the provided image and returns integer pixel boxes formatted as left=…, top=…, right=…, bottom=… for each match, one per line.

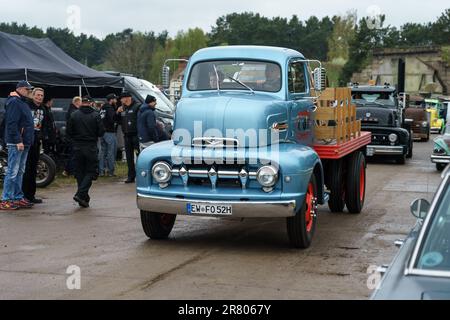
left=66, top=103, right=78, bottom=124
left=4, top=95, right=34, bottom=146
left=119, top=100, right=140, bottom=136
left=100, top=103, right=118, bottom=133
left=66, top=106, right=105, bottom=146
left=42, top=105, right=57, bottom=144
left=137, top=104, right=159, bottom=144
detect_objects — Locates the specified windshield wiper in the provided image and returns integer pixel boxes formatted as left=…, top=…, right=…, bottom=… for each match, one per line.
left=225, top=75, right=255, bottom=94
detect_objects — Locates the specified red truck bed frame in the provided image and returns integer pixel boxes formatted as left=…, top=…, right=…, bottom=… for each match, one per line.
left=313, top=131, right=371, bottom=160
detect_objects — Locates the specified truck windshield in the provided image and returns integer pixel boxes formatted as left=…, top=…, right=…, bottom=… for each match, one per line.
left=416, top=178, right=450, bottom=272
left=352, top=91, right=396, bottom=107
left=187, top=60, right=282, bottom=93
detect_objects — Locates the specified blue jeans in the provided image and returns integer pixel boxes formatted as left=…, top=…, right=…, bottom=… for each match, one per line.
left=2, top=145, right=30, bottom=201
left=98, top=132, right=117, bottom=175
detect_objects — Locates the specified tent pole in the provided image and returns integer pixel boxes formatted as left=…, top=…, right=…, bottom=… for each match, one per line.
left=25, top=68, right=28, bottom=81
left=79, top=86, right=82, bottom=97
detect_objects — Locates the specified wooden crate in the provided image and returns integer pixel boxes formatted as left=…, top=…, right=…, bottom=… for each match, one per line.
left=314, top=88, right=361, bottom=145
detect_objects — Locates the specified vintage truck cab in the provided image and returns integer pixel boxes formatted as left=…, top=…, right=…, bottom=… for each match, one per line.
left=136, top=46, right=370, bottom=248
left=351, top=84, right=413, bottom=164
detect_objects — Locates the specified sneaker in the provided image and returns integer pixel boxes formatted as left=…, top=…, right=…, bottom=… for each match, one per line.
left=31, top=198, right=43, bottom=204
left=108, top=173, right=117, bottom=177
left=62, top=171, right=69, bottom=177
left=0, top=201, right=19, bottom=211
left=14, top=199, right=34, bottom=209
left=73, top=195, right=89, bottom=208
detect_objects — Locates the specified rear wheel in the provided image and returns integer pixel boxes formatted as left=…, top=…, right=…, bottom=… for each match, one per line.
left=287, top=175, right=318, bottom=249
left=345, top=151, right=366, bottom=214
left=141, top=211, right=177, bottom=239
left=328, top=159, right=346, bottom=213
left=436, top=163, right=447, bottom=172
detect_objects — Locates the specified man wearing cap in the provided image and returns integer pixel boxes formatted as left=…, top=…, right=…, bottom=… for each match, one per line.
left=137, top=95, right=161, bottom=151
left=67, top=96, right=105, bottom=208
left=98, top=93, right=119, bottom=177
left=1, top=81, right=35, bottom=210
left=117, top=92, right=140, bottom=183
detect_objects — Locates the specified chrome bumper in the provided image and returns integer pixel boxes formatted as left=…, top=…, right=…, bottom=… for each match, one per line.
left=431, top=155, right=450, bottom=164
left=430, top=127, right=441, bottom=133
left=137, top=194, right=297, bottom=218
left=366, top=145, right=405, bottom=156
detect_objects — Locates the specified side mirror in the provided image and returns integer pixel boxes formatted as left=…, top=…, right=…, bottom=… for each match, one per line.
left=313, top=67, right=326, bottom=92
left=162, top=65, right=170, bottom=89
left=410, top=199, right=431, bottom=219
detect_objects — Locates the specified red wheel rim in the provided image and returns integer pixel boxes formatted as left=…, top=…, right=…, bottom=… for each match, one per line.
left=359, top=164, right=365, bottom=202
left=305, top=182, right=314, bottom=233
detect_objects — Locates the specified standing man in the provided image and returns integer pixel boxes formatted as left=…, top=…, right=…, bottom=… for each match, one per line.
left=99, top=94, right=119, bottom=177
left=66, top=96, right=105, bottom=208
left=63, top=96, right=82, bottom=177
left=117, top=92, right=140, bottom=183
left=0, top=81, right=35, bottom=210
left=42, top=96, right=57, bottom=155
left=22, top=87, right=47, bottom=204
left=137, top=95, right=161, bottom=151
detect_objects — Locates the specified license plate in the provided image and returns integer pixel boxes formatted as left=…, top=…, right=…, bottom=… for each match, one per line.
left=187, top=203, right=233, bottom=216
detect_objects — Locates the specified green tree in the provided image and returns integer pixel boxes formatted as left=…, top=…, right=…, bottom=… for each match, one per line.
left=103, top=32, right=158, bottom=78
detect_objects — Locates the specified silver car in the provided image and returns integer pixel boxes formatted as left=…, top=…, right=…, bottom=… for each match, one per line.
left=372, top=167, right=450, bottom=299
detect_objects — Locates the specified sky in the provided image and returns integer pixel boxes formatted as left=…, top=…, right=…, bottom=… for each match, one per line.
left=0, top=0, right=448, bottom=38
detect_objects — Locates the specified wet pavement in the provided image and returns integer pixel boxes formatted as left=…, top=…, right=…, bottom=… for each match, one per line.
left=0, top=138, right=443, bottom=299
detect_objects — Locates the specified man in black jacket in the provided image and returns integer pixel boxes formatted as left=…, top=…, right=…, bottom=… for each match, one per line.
left=99, top=93, right=119, bottom=177
left=67, top=96, right=105, bottom=208
left=137, top=95, right=169, bottom=151
left=22, top=87, right=47, bottom=204
left=42, top=96, right=57, bottom=155
left=64, top=96, right=82, bottom=176
left=117, top=92, right=140, bottom=183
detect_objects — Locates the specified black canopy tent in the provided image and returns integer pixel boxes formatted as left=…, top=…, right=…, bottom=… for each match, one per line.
left=0, top=31, right=124, bottom=92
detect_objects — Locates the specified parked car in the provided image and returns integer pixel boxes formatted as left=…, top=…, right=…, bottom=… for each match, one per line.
left=372, top=167, right=450, bottom=299
left=426, top=99, right=445, bottom=134
left=352, top=84, right=413, bottom=164
left=431, top=103, right=450, bottom=171
left=405, top=95, right=430, bottom=141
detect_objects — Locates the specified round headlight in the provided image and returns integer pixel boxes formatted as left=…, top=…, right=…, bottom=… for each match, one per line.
left=389, top=134, right=398, bottom=143
left=152, top=162, right=172, bottom=184
left=256, top=166, right=278, bottom=188
left=422, top=121, right=428, bottom=128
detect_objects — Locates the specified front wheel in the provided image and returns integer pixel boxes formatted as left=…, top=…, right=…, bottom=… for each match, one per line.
left=345, top=151, right=366, bottom=214
left=141, top=211, right=177, bottom=239
left=287, top=175, right=318, bottom=249
left=395, top=154, right=406, bottom=165
left=36, top=153, right=57, bottom=188
left=406, top=139, right=413, bottom=159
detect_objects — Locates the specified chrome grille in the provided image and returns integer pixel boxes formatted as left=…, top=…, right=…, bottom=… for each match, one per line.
left=171, top=166, right=257, bottom=190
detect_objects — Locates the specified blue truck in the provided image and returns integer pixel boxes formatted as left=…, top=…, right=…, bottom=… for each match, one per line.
left=136, top=46, right=371, bottom=248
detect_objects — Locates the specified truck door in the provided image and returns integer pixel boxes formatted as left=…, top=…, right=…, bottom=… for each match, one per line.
left=287, top=60, right=314, bottom=145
